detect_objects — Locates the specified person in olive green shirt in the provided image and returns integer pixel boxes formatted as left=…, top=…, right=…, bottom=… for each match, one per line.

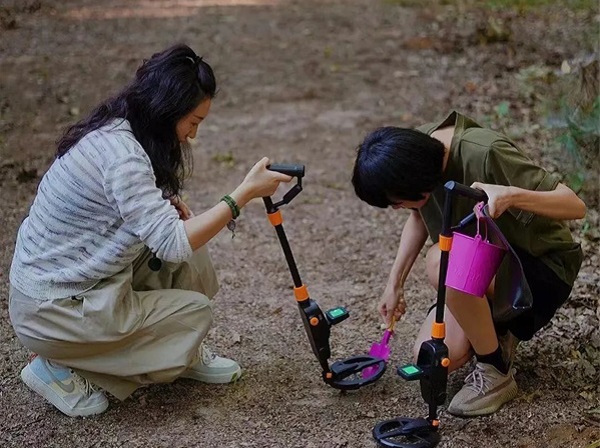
left=351, top=111, right=585, bottom=417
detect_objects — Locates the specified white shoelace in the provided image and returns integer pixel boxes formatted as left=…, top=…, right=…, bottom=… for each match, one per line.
left=463, top=364, right=491, bottom=395
left=71, top=371, right=98, bottom=396
left=463, top=364, right=514, bottom=396
left=201, top=344, right=217, bottom=366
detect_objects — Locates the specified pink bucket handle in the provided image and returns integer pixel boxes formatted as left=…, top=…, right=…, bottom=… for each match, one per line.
left=474, top=201, right=489, bottom=241
left=474, top=201, right=485, bottom=220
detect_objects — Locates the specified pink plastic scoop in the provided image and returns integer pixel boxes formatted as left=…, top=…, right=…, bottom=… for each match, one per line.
left=362, top=317, right=396, bottom=379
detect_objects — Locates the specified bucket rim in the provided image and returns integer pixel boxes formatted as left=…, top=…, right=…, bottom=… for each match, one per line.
left=451, top=231, right=507, bottom=252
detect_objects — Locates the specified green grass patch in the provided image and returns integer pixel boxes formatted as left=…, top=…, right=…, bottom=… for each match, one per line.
left=485, top=0, right=596, bottom=10
left=382, top=0, right=596, bottom=10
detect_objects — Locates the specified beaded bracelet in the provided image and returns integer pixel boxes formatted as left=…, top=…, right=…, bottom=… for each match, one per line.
left=220, top=194, right=240, bottom=219
left=220, top=194, right=240, bottom=239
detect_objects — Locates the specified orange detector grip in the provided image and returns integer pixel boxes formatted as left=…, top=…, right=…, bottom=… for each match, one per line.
left=294, top=284, right=309, bottom=302
left=431, top=322, right=446, bottom=339
left=439, top=235, right=452, bottom=252
left=267, top=210, right=283, bottom=226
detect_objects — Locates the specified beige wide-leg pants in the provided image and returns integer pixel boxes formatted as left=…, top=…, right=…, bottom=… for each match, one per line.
left=9, top=246, right=219, bottom=400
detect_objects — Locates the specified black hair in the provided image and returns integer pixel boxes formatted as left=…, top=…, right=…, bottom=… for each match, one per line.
left=56, top=43, right=217, bottom=198
left=352, top=127, right=445, bottom=208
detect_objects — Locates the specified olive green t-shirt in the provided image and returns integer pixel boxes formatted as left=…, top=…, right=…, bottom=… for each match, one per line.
left=416, top=111, right=583, bottom=287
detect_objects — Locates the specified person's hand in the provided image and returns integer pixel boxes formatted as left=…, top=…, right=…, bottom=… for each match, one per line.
left=235, top=157, right=292, bottom=204
left=170, top=196, right=194, bottom=220
left=471, top=182, right=513, bottom=219
left=378, top=285, right=407, bottom=326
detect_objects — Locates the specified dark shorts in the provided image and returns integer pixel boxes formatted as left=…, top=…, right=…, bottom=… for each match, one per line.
left=502, top=247, right=573, bottom=341
left=429, top=247, right=574, bottom=342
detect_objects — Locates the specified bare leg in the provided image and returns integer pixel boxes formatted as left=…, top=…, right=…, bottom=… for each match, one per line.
left=413, top=306, right=473, bottom=372
left=424, top=244, right=498, bottom=357
left=424, top=245, right=518, bottom=417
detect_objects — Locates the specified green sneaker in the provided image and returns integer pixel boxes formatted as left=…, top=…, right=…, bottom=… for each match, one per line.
left=21, top=355, right=108, bottom=417
left=181, top=344, right=242, bottom=384
left=447, top=362, right=518, bottom=417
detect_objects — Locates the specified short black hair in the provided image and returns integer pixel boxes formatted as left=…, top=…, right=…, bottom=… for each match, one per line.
left=352, top=127, right=445, bottom=208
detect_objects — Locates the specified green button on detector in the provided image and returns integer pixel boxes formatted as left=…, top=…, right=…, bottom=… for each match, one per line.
left=328, top=308, right=345, bottom=318
left=401, top=365, right=420, bottom=375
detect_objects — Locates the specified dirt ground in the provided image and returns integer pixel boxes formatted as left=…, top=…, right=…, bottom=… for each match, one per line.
left=1, top=1, right=599, bottom=447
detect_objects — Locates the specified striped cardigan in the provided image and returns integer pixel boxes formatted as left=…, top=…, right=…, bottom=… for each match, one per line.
left=10, top=119, right=193, bottom=300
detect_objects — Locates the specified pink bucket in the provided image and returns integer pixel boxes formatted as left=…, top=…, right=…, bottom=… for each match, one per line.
left=445, top=216, right=507, bottom=297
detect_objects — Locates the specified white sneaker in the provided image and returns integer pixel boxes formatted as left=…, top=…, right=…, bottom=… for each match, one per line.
left=21, top=355, right=108, bottom=417
left=181, top=344, right=242, bottom=384
left=447, top=362, right=518, bottom=417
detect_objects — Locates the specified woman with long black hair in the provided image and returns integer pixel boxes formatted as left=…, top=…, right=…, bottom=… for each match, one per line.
left=9, top=43, right=291, bottom=417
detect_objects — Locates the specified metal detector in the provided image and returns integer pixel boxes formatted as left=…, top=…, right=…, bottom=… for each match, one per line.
left=373, top=181, right=487, bottom=448
left=264, top=164, right=387, bottom=390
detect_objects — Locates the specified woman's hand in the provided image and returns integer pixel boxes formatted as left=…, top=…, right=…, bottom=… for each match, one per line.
left=232, top=157, right=292, bottom=206
left=470, top=182, right=512, bottom=219
left=472, top=181, right=586, bottom=221
left=378, top=285, right=407, bottom=326
left=182, top=158, right=292, bottom=251
left=170, top=196, right=194, bottom=220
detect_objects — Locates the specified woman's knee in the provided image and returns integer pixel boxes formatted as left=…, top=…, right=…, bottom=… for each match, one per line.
left=413, top=336, right=472, bottom=372
left=178, top=291, right=214, bottom=328
left=413, top=333, right=427, bottom=362
left=413, top=307, right=473, bottom=372
left=425, top=244, right=441, bottom=288
left=179, top=248, right=219, bottom=299
left=191, top=292, right=213, bottom=313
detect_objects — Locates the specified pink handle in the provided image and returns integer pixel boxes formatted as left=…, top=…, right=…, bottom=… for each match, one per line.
left=474, top=201, right=485, bottom=220
left=474, top=201, right=489, bottom=241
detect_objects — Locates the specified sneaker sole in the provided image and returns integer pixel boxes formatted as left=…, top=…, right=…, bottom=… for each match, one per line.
left=447, top=380, right=518, bottom=417
left=181, top=367, right=243, bottom=384
left=21, top=365, right=108, bottom=417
